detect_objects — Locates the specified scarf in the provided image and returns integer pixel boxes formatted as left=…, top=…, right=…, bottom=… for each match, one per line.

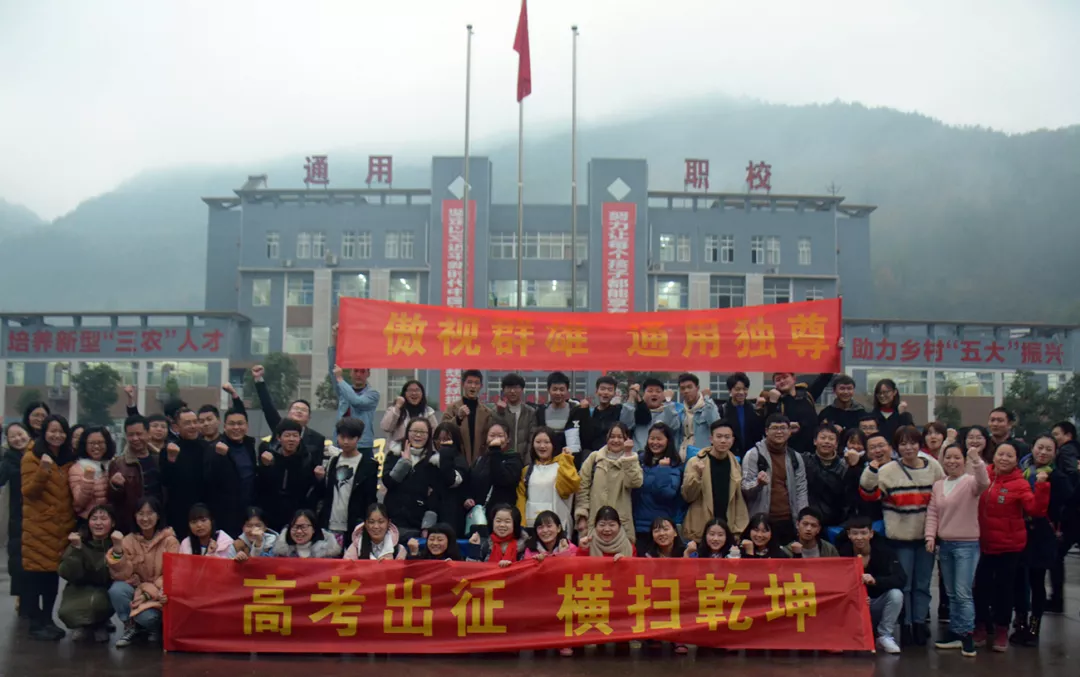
left=488, top=532, right=519, bottom=563
left=680, top=395, right=706, bottom=458
left=588, top=528, right=633, bottom=557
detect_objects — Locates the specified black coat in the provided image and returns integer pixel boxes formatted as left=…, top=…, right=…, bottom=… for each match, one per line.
left=430, top=443, right=470, bottom=537
left=469, top=448, right=524, bottom=514
left=159, top=437, right=209, bottom=540
left=572, top=405, right=621, bottom=462
left=1022, top=460, right=1077, bottom=569
left=381, top=448, right=440, bottom=532
left=817, top=402, right=867, bottom=434
left=255, top=380, right=327, bottom=463
left=802, top=452, right=849, bottom=527
left=0, top=447, right=25, bottom=595
left=718, top=400, right=766, bottom=458
left=872, top=409, right=914, bottom=446
left=838, top=537, right=906, bottom=598
left=846, top=456, right=883, bottom=523
left=205, top=435, right=259, bottom=537
left=256, top=441, right=317, bottom=533
left=314, top=452, right=379, bottom=537
left=765, top=374, right=832, bottom=454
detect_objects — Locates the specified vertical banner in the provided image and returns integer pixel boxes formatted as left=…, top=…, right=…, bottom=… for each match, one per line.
left=602, top=202, right=636, bottom=313
left=440, top=199, right=477, bottom=407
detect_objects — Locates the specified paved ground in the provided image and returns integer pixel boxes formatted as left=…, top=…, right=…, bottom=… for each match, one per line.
left=1, top=559, right=1078, bottom=677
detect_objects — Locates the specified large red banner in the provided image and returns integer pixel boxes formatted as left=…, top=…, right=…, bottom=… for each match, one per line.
left=601, top=202, right=635, bottom=313
left=338, top=297, right=841, bottom=372
left=440, top=199, right=476, bottom=406
left=163, top=555, right=873, bottom=654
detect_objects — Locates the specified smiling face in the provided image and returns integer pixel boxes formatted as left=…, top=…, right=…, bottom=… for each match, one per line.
left=643, top=385, right=665, bottom=408
left=704, top=524, right=728, bottom=553
left=427, top=533, right=448, bottom=556
left=966, top=429, right=987, bottom=453
left=1032, top=437, right=1056, bottom=467
left=897, top=438, right=921, bottom=463
left=988, top=411, right=1011, bottom=440
left=866, top=436, right=891, bottom=464
left=815, top=429, right=838, bottom=459
left=859, top=419, right=879, bottom=436
left=679, top=379, right=699, bottom=405
left=750, top=523, right=772, bottom=548
left=198, top=411, right=219, bottom=438
left=942, top=446, right=966, bottom=478
left=710, top=425, right=734, bottom=455
left=407, top=420, right=430, bottom=449
left=993, top=444, right=1018, bottom=475
left=532, top=432, right=554, bottom=462
left=651, top=520, right=677, bottom=549
left=88, top=508, right=114, bottom=539
left=28, top=407, right=48, bottom=433
left=44, top=420, right=66, bottom=451
left=536, top=518, right=560, bottom=547
left=365, top=509, right=389, bottom=542
left=729, top=381, right=748, bottom=406
left=85, top=431, right=107, bottom=461
left=875, top=382, right=896, bottom=407
left=404, top=382, right=424, bottom=406
left=548, top=382, right=569, bottom=406
left=148, top=420, right=169, bottom=444
left=177, top=411, right=199, bottom=440
left=224, top=413, right=247, bottom=442
left=647, top=429, right=668, bottom=457
left=773, top=373, right=795, bottom=393
left=834, top=382, right=855, bottom=404
left=290, top=515, right=315, bottom=545
left=491, top=509, right=514, bottom=538
left=595, top=519, right=620, bottom=541
left=287, top=400, right=311, bottom=426
left=606, top=426, right=627, bottom=450
left=135, top=504, right=160, bottom=534
left=766, top=421, right=791, bottom=447
left=5, top=425, right=30, bottom=451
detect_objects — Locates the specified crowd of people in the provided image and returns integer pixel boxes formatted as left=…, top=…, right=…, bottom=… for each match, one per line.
left=1, top=359, right=1078, bottom=660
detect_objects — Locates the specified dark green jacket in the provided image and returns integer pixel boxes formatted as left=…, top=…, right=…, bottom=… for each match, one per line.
left=57, top=538, right=113, bottom=629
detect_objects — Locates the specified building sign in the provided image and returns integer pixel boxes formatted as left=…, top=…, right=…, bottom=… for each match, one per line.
left=366, top=155, right=393, bottom=186
left=439, top=199, right=477, bottom=406
left=845, top=328, right=1071, bottom=370
left=601, top=202, right=636, bottom=314
left=684, top=159, right=709, bottom=190
left=2, top=326, right=226, bottom=359
left=746, top=161, right=772, bottom=192
left=304, top=155, right=329, bottom=186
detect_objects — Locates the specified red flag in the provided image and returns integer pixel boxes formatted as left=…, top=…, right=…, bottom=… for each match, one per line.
left=513, top=0, right=531, bottom=101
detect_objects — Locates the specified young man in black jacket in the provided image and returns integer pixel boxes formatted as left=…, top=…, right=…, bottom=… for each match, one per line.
left=251, top=365, right=327, bottom=464
left=159, top=408, right=212, bottom=539
left=839, top=516, right=906, bottom=654
left=533, top=371, right=577, bottom=449
left=205, top=407, right=259, bottom=537
left=817, top=374, right=866, bottom=433
left=256, top=419, right=318, bottom=533
left=765, top=372, right=833, bottom=454
left=715, top=372, right=765, bottom=458
left=312, top=418, right=378, bottom=543
left=802, top=425, right=848, bottom=528
left=567, top=375, right=622, bottom=467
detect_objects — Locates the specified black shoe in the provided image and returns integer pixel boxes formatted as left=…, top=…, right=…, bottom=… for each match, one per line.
left=1009, top=616, right=1032, bottom=646
left=937, top=604, right=950, bottom=624
left=901, top=624, right=913, bottom=647
left=913, top=623, right=929, bottom=646
left=29, top=624, right=62, bottom=642
left=1024, top=616, right=1041, bottom=648
left=961, top=634, right=976, bottom=657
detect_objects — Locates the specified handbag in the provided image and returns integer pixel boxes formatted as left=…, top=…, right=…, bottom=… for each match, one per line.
left=465, top=486, right=494, bottom=535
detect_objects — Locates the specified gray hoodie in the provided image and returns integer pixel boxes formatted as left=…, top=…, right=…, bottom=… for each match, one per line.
left=740, top=439, right=809, bottom=527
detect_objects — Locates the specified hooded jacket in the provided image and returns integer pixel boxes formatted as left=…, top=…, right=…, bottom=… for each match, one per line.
left=574, top=446, right=644, bottom=542
left=179, top=530, right=237, bottom=558
left=631, top=454, right=684, bottom=534
left=58, top=535, right=114, bottom=629
left=271, top=530, right=343, bottom=558
left=681, top=447, right=750, bottom=541
left=109, top=527, right=180, bottom=618
left=69, top=458, right=110, bottom=520
left=740, top=440, right=809, bottom=526
left=343, top=522, right=408, bottom=560
left=978, top=465, right=1050, bottom=555
left=620, top=401, right=681, bottom=452
left=21, top=445, right=76, bottom=573
left=678, top=396, right=720, bottom=459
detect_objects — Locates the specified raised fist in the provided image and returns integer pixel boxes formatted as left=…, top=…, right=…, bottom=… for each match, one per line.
left=40, top=454, right=54, bottom=468
left=468, top=532, right=481, bottom=545
left=111, top=531, right=125, bottom=549
left=215, top=442, right=229, bottom=456
left=394, top=396, right=406, bottom=409
left=124, top=385, right=136, bottom=401
left=260, top=451, right=274, bottom=466
left=622, top=438, right=635, bottom=454
left=844, top=449, right=862, bottom=467
left=458, top=405, right=470, bottom=419
left=899, top=401, right=908, bottom=415
left=1036, top=471, right=1049, bottom=483
left=111, top=472, right=126, bottom=487
left=790, top=541, right=803, bottom=555
left=333, top=365, right=344, bottom=381
left=84, top=465, right=96, bottom=479
left=578, top=398, right=590, bottom=409
left=741, top=539, right=754, bottom=554
left=756, top=470, right=769, bottom=486
left=407, top=538, right=420, bottom=555
left=702, top=388, right=712, bottom=398
left=314, top=465, right=326, bottom=480
left=166, top=442, right=180, bottom=459
left=684, top=541, right=698, bottom=556
left=767, top=389, right=782, bottom=403
left=251, top=365, right=265, bottom=381
left=68, top=532, right=82, bottom=549
left=222, top=383, right=237, bottom=397
left=658, top=457, right=671, bottom=466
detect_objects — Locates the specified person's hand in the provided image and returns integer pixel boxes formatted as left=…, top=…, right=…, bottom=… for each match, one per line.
left=251, top=365, right=265, bottom=382
left=84, top=465, right=96, bottom=479
left=250, top=527, right=264, bottom=549
left=464, top=498, right=476, bottom=509
left=622, top=438, right=635, bottom=455
left=207, top=539, right=218, bottom=555
left=166, top=442, right=180, bottom=461
left=659, top=457, right=671, bottom=467
left=260, top=451, right=274, bottom=466
left=234, top=551, right=249, bottom=562
left=215, top=442, right=229, bottom=456
left=1036, top=471, right=1049, bottom=483
left=834, top=424, right=844, bottom=435
left=68, top=532, right=82, bottom=549
left=111, top=472, right=125, bottom=487
left=578, top=398, right=590, bottom=409
left=899, top=401, right=908, bottom=415
left=862, top=573, right=876, bottom=586
left=496, top=397, right=508, bottom=410
left=684, top=541, right=698, bottom=557
left=314, top=465, right=326, bottom=480
left=967, top=446, right=981, bottom=464
left=629, top=384, right=641, bottom=403
left=755, top=396, right=767, bottom=408
left=402, top=446, right=412, bottom=460
left=124, top=385, right=136, bottom=403
left=767, top=389, right=782, bottom=403
left=702, top=388, right=712, bottom=398
left=741, top=539, right=754, bottom=554
left=789, top=541, right=803, bottom=556
left=111, top=531, right=125, bottom=550
left=40, top=454, right=54, bottom=469
left=468, top=532, right=481, bottom=545
left=333, top=365, right=344, bottom=381
left=377, top=552, right=394, bottom=561
left=694, top=458, right=706, bottom=476
left=576, top=517, right=588, bottom=534
left=394, top=396, right=406, bottom=409
left=756, top=470, right=769, bottom=486
left=836, top=337, right=845, bottom=349
left=925, top=537, right=936, bottom=553
left=222, top=382, right=237, bottom=398
left=789, top=422, right=801, bottom=435
left=578, top=535, right=592, bottom=549
left=558, top=538, right=569, bottom=551
left=458, top=405, right=470, bottom=420
left=562, top=447, right=574, bottom=457
left=498, top=560, right=512, bottom=568
left=946, top=428, right=958, bottom=444
left=663, top=389, right=675, bottom=402
left=407, top=538, right=420, bottom=556
left=534, top=552, right=546, bottom=562
left=869, top=458, right=883, bottom=470
left=612, top=553, right=625, bottom=562
left=845, top=449, right=862, bottom=467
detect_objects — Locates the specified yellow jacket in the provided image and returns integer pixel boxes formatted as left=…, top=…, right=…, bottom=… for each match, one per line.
left=574, top=446, right=644, bottom=542
left=516, top=452, right=580, bottom=527
left=681, top=447, right=749, bottom=541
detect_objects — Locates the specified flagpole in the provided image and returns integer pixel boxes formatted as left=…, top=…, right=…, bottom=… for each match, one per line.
left=570, top=25, right=579, bottom=310
left=516, top=99, right=524, bottom=310
left=463, top=24, right=473, bottom=308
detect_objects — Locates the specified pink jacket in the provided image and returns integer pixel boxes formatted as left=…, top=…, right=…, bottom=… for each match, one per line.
left=524, top=542, right=579, bottom=559
left=68, top=459, right=109, bottom=520
left=179, top=530, right=236, bottom=558
left=925, top=459, right=991, bottom=542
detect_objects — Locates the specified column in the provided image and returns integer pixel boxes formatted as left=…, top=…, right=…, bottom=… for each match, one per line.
left=687, top=272, right=712, bottom=389
left=926, top=368, right=937, bottom=425
left=744, top=273, right=766, bottom=394
left=367, top=269, right=391, bottom=401
left=311, top=269, right=333, bottom=403
left=68, top=361, right=80, bottom=422
left=0, top=359, right=7, bottom=420
left=219, top=358, right=231, bottom=410
left=137, top=360, right=148, bottom=413
left=993, top=372, right=1004, bottom=407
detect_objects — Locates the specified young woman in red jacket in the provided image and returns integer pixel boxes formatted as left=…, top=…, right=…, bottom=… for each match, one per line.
left=973, top=442, right=1050, bottom=652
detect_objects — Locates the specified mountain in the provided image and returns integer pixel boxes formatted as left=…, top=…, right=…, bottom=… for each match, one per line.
left=0, top=198, right=45, bottom=237
left=1, top=99, right=1078, bottom=323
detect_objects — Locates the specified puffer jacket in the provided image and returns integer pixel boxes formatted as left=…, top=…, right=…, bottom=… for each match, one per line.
left=58, top=536, right=114, bottom=629
left=69, top=458, right=109, bottom=520
left=574, top=446, right=644, bottom=542
left=632, top=456, right=684, bottom=534
left=179, top=530, right=237, bottom=558
left=109, top=527, right=180, bottom=619
left=802, top=452, right=848, bottom=527
left=382, top=447, right=441, bottom=532
left=21, top=448, right=76, bottom=572
left=380, top=405, right=439, bottom=444
left=0, top=444, right=27, bottom=594
left=271, top=530, right=343, bottom=558
left=343, top=523, right=408, bottom=560
left=978, top=465, right=1049, bottom=555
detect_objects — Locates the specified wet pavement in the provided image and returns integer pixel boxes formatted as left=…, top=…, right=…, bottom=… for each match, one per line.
left=1, top=559, right=1078, bottom=677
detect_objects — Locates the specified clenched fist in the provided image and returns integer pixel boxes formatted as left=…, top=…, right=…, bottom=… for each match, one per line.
left=68, top=532, right=82, bottom=549
left=251, top=365, right=265, bottom=381
left=260, top=451, right=274, bottom=466
left=394, top=396, right=406, bottom=409
left=314, top=465, right=326, bottom=480
left=215, top=442, right=229, bottom=456
left=111, top=472, right=126, bottom=487
left=111, top=531, right=125, bottom=550
left=756, top=470, right=769, bottom=486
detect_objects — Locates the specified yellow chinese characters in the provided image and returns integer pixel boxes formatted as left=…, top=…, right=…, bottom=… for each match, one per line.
left=309, top=576, right=366, bottom=637
left=451, top=579, right=507, bottom=637
left=734, top=318, right=777, bottom=359
left=437, top=318, right=482, bottom=357
left=492, top=321, right=535, bottom=357
left=695, top=573, right=752, bottom=631
left=383, top=312, right=428, bottom=357
left=627, top=323, right=670, bottom=358
left=556, top=573, right=614, bottom=637
left=682, top=321, right=720, bottom=358
left=787, top=313, right=830, bottom=360
left=243, top=574, right=297, bottom=636
left=764, top=573, right=817, bottom=632
left=628, top=575, right=680, bottom=633
left=384, top=578, right=433, bottom=636
left=545, top=324, right=589, bottom=357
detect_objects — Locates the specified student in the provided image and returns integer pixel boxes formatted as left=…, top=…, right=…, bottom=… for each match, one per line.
left=1, top=422, right=32, bottom=619
left=344, top=503, right=408, bottom=561
left=858, top=413, right=879, bottom=437
left=382, top=418, right=440, bottom=539
left=272, top=509, right=343, bottom=559
left=817, top=374, right=866, bottom=433
left=572, top=375, right=623, bottom=460
left=739, top=514, right=790, bottom=559
left=676, top=373, right=720, bottom=459
left=256, top=419, right=317, bottom=533
left=69, top=427, right=116, bottom=523
left=534, top=371, right=578, bottom=449
left=803, top=425, right=848, bottom=528
left=467, top=504, right=525, bottom=565
left=406, top=523, right=464, bottom=561
left=468, top=423, right=524, bottom=527
left=620, top=379, right=680, bottom=452
left=684, top=518, right=740, bottom=559
left=58, top=504, right=117, bottom=642
left=22, top=401, right=51, bottom=438
left=632, top=423, right=683, bottom=551
left=205, top=407, right=258, bottom=537
left=575, top=423, right=643, bottom=542
left=717, top=372, right=765, bottom=458
left=443, top=369, right=492, bottom=466
left=108, top=497, right=179, bottom=648
left=577, top=506, right=634, bottom=559
left=922, top=421, right=954, bottom=461
left=179, top=503, right=236, bottom=558
left=159, top=408, right=210, bottom=540
left=232, top=507, right=279, bottom=560
left=870, top=379, right=914, bottom=444
left=489, top=373, right=537, bottom=462
left=682, top=421, right=749, bottom=541
left=925, top=443, right=989, bottom=657
left=146, top=414, right=171, bottom=453
left=783, top=507, right=839, bottom=558
left=197, top=405, right=221, bottom=443
left=1049, top=420, right=1080, bottom=614
left=523, top=510, right=578, bottom=560
left=838, top=516, right=907, bottom=654
left=741, top=414, right=808, bottom=545
left=251, top=364, right=327, bottom=463
left=764, top=371, right=834, bottom=454
left=21, top=413, right=76, bottom=641
left=381, top=379, right=439, bottom=443
left=516, top=427, right=580, bottom=529
left=330, top=351, right=380, bottom=457
left=974, top=443, right=1049, bottom=652
left=859, top=425, right=943, bottom=646
left=643, top=516, right=685, bottom=558
left=108, top=416, right=166, bottom=534
left=431, top=423, right=470, bottom=537
left=314, top=418, right=379, bottom=544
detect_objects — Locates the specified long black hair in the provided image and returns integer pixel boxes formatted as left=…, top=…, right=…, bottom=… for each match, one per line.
left=398, top=417, right=434, bottom=456
left=742, top=513, right=786, bottom=558
left=285, top=509, right=323, bottom=546
left=528, top=426, right=558, bottom=464
left=644, top=516, right=685, bottom=557
left=395, top=380, right=430, bottom=429
left=132, top=496, right=166, bottom=535
left=34, top=413, right=74, bottom=465
left=696, top=518, right=736, bottom=558
left=432, top=421, right=463, bottom=450
left=872, top=378, right=901, bottom=412
left=641, top=422, right=681, bottom=467
left=524, top=510, right=566, bottom=553
left=22, top=401, right=50, bottom=436
left=76, top=426, right=117, bottom=463
left=185, top=503, right=222, bottom=555
left=356, top=503, right=394, bottom=559
left=3, top=421, right=31, bottom=452
left=421, top=522, right=463, bottom=561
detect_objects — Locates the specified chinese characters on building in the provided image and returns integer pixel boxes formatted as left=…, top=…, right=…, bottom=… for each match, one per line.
left=366, top=155, right=393, bottom=186
left=3, top=327, right=225, bottom=357
left=746, top=161, right=772, bottom=192
left=684, top=159, right=710, bottom=191
left=440, top=200, right=476, bottom=406
left=849, top=336, right=1067, bottom=367
left=304, top=155, right=329, bottom=187
left=601, top=203, right=636, bottom=314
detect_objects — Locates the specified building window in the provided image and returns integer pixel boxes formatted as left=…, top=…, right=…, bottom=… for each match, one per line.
left=862, top=369, right=928, bottom=396
left=484, top=372, right=590, bottom=404
left=490, top=233, right=517, bottom=259
left=798, top=237, right=812, bottom=266
left=708, top=374, right=731, bottom=401
left=751, top=236, right=764, bottom=265
left=704, top=235, right=719, bottom=263
left=676, top=235, right=692, bottom=263
left=333, top=273, right=370, bottom=303
left=341, top=232, right=357, bottom=259
left=311, top=232, right=326, bottom=259
left=147, top=361, right=209, bottom=388
left=399, top=232, right=414, bottom=259
left=356, top=232, right=372, bottom=259
left=265, top=232, right=279, bottom=259
left=720, top=235, right=734, bottom=264
left=936, top=371, right=994, bottom=397
left=656, top=277, right=688, bottom=310
left=520, top=233, right=587, bottom=260
left=659, top=234, right=675, bottom=263
left=250, top=327, right=270, bottom=355
left=385, top=233, right=400, bottom=259
left=296, top=232, right=311, bottom=259
left=390, top=275, right=420, bottom=304
left=252, top=278, right=271, bottom=307
left=6, top=361, right=25, bottom=386
left=285, top=327, right=313, bottom=355
left=386, top=369, right=415, bottom=403
left=766, top=236, right=781, bottom=265
left=805, top=285, right=825, bottom=301
left=489, top=280, right=587, bottom=309
left=709, top=277, right=746, bottom=309
left=286, top=277, right=314, bottom=306
left=763, top=278, right=791, bottom=304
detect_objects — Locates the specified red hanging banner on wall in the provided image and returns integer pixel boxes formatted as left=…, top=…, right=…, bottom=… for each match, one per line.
left=163, top=555, right=873, bottom=654
left=440, top=199, right=477, bottom=406
left=601, top=202, right=636, bottom=313
left=337, top=297, right=841, bottom=373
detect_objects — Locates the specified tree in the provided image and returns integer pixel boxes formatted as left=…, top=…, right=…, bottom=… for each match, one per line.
left=1003, top=370, right=1072, bottom=440
left=243, top=352, right=300, bottom=410
left=933, top=379, right=963, bottom=429
left=315, top=370, right=352, bottom=410
left=15, top=388, right=45, bottom=417
left=71, top=364, right=123, bottom=426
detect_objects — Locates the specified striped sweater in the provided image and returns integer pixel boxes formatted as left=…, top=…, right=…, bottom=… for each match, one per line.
left=860, top=458, right=944, bottom=541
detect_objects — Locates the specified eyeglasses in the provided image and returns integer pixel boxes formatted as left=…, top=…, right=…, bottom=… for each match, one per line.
left=290, top=524, right=314, bottom=532
left=767, top=425, right=789, bottom=433
left=87, top=440, right=107, bottom=447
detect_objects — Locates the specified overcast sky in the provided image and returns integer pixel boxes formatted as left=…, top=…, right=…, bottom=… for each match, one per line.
left=2, top=0, right=1078, bottom=220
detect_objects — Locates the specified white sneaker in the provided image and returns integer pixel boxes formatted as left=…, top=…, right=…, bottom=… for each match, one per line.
left=877, top=635, right=901, bottom=654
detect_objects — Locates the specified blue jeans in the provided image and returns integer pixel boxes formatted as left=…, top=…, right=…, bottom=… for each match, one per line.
left=108, top=582, right=162, bottom=632
left=938, top=540, right=980, bottom=636
left=869, top=589, right=904, bottom=640
left=889, top=539, right=935, bottom=626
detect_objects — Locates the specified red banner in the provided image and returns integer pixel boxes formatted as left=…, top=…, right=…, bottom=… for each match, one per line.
left=163, top=555, right=873, bottom=654
left=602, top=202, right=636, bottom=313
left=338, top=297, right=841, bottom=372
left=440, top=199, right=476, bottom=405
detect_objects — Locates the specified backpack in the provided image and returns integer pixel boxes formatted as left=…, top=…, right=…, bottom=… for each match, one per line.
left=757, top=447, right=801, bottom=475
